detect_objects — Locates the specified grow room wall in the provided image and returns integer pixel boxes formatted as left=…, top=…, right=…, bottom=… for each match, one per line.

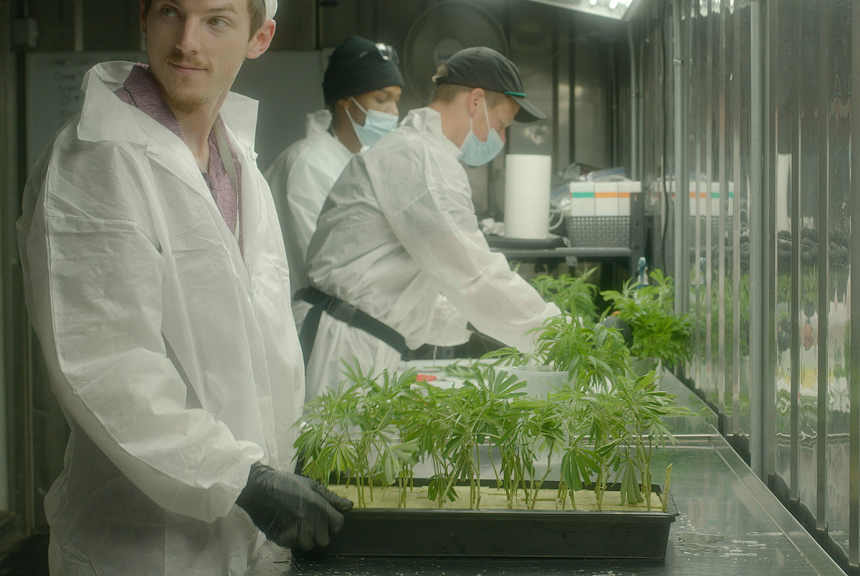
left=634, top=0, right=856, bottom=570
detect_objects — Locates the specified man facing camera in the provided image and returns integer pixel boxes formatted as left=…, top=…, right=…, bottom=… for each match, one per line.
left=17, top=0, right=351, bottom=574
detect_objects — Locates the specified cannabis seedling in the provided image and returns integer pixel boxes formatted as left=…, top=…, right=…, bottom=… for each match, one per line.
left=483, top=314, right=633, bottom=392
left=530, top=268, right=600, bottom=320
left=601, top=269, right=692, bottom=368
left=293, top=361, right=419, bottom=508
left=439, top=369, right=527, bottom=509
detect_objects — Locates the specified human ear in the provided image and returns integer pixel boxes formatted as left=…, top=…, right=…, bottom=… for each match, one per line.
left=468, top=88, right=484, bottom=117
left=139, top=0, right=147, bottom=33
left=247, top=19, right=276, bottom=60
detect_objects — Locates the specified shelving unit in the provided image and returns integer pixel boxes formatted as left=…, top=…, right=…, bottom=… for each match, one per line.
left=488, top=191, right=648, bottom=278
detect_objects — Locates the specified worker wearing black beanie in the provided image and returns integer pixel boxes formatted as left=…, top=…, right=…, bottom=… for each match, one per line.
left=323, top=36, right=404, bottom=107
left=322, top=36, right=405, bottom=154
left=266, top=35, right=404, bottom=335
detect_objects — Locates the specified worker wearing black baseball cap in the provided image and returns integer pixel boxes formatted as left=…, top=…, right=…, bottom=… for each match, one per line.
left=429, top=46, right=545, bottom=166
left=298, top=46, right=558, bottom=397
left=434, top=46, right=545, bottom=123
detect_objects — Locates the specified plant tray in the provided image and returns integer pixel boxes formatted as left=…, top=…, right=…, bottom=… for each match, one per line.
left=297, top=482, right=678, bottom=560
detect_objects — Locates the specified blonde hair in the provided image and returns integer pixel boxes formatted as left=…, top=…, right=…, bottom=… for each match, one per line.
left=430, top=64, right=507, bottom=108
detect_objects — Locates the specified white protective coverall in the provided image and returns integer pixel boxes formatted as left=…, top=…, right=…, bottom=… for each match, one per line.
left=265, top=110, right=352, bottom=325
left=17, top=62, right=304, bottom=576
left=304, top=107, right=559, bottom=396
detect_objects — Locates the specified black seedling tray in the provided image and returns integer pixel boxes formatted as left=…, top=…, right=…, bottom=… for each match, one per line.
left=298, top=482, right=678, bottom=560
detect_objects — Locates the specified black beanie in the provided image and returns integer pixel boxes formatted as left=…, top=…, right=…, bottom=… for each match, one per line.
left=323, top=36, right=404, bottom=106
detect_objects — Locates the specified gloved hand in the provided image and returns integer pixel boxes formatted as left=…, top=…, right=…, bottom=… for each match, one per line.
left=236, top=462, right=354, bottom=550
left=601, top=314, right=633, bottom=347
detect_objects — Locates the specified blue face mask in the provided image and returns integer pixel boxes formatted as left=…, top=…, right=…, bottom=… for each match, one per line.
left=345, top=97, right=399, bottom=148
left=458, top=98, right=505, bottom=167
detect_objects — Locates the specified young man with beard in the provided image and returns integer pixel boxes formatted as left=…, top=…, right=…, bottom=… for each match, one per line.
left=17, top=0, right=351, bottom=574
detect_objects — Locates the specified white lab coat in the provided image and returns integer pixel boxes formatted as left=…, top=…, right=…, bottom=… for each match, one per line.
left=17, top=62, right=304, bottom=576
left=304, top=107, right=559, bottom=397
left=265, top=110, right=353, bottom=326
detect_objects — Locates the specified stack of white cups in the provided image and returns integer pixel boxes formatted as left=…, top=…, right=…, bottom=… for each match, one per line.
left=504, top=154, right=552, bottom=239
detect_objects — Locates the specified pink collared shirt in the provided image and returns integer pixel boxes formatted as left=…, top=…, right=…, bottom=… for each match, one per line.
left=115, top=64, right=244, bottom=255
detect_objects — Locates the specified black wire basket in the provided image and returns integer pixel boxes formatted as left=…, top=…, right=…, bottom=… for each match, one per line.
left=565, top=216, right=630, bottom=247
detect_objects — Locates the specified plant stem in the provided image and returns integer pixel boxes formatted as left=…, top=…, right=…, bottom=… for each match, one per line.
left=595, top=467, right=605, bottom=511
left=475, top=444, right=482, bottom=509
left=489, top=447, right=501, bottom=489
left=663, top=463, right=673, bottom=512
left=530, top=452, right=553, bottom=510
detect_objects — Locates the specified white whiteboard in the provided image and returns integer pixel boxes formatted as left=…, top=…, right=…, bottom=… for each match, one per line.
left=26, top=52, right=145, bottom=168
left=26, top=51, right=326, bottom=172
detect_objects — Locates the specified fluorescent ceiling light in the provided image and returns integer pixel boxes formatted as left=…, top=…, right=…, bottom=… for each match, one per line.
left=522, top=0, right=643, bottom=21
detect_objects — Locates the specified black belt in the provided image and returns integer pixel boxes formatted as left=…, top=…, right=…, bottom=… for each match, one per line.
left=295, top=287, right=410, bottom=366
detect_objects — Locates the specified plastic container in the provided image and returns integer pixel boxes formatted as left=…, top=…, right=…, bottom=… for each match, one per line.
left=508, top=367, right=571, bottom=398
left=631, top=357, right=664, bottom=378
left=297, top=482, right=678, bottom=559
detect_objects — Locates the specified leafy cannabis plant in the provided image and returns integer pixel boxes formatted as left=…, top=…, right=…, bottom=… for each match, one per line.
left=294, top=361, right=419, bottom=507
left=294, top=357, right=687, bottom=514
left=483, top=314, right=633, bottom=392
left=614, top=371, right=688, bottom=510
left=530, top=267, right=600, bottom=320
left=601, top=269, right=692, bottom=367
left=439, top=369, right=527, bottom=509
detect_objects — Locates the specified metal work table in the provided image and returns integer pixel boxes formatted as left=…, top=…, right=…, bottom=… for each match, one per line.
left=483, top=230, right=638, bottom=273
left=248, top=371, right=846, bottom=576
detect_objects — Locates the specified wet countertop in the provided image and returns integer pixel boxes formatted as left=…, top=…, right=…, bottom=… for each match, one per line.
left=247, top=369, right=846, bottom=576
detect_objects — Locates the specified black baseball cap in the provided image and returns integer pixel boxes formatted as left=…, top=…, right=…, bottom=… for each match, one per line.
left=434, top=47, right=545, bottom=123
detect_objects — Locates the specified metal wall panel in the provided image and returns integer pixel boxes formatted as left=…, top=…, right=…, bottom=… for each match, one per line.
left=774, top=0, right=796, bottom=503
left=825, top=0, right=852, bottom=555
left=688, top=0, right=706, bottom=414
left=798, top=0, right=820, bottom=518
left=717, top=0, right=729, bottom=427
left=733, top=0, right=752, bottom=441
left=707, top=0, right=719, bottom=410
left=570, top=14, right=616, bottom=168
left=0, top=0, right=16, bottom=520
left=640, top=0, right=856, bottom=569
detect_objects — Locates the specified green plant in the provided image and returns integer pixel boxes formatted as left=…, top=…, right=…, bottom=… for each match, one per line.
left=493, top=396, right=566, bottom=509
left=442, top=360, right=485, bottom=381
left=614, top=371, right=682, bottom=510
left=294, top=361, right=420, bottom=507
left=530, top=268, right=600, bottom=320
left=397, top=379, right=457, bottom=508
left=482, top=314, right=632, bottom=392
left=294, top=358, right=686, bottom=514
left=437, top=369, right=527, bottom=509
left=602, top=270, right=692, bottom=367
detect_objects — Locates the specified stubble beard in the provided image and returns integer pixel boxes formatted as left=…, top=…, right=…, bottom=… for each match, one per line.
left=163, top=87, right=208, bottom=114
left=154, top=58, right=211, bottom=115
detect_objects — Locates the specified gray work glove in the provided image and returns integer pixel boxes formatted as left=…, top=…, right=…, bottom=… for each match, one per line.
left=236, top=462, right=354, bottom=550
